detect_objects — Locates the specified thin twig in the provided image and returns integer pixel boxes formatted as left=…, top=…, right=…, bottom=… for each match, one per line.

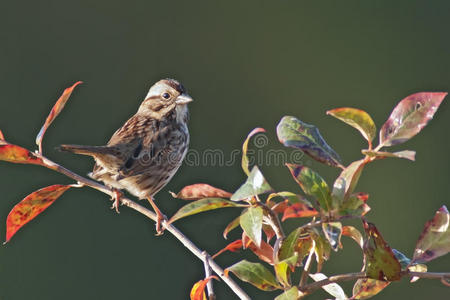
left=36, top=153, right=251, bottom=300
left=299, top=241, right=315, bottom=288
left=301, top=271, right=450, bottom=295
left=202, top=251, right=216, bottom=300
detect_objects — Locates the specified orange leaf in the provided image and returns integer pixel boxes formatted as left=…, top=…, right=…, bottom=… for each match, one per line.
left=5, top=184, right=74, bottom=243
left=282, top=203, right=318, bottom=221
left=190, top=276, right=218, bottom=300
left=0, top=130, right=4, bottom=140
left=0, top=144, right=45, bottom=166
left=170, top=183, right=232, bottom=200
left=248, top=240, right=275, bottom=265
left=212, top=239, right=243, bottom=259
left=35, top=81, right=82, bottom=153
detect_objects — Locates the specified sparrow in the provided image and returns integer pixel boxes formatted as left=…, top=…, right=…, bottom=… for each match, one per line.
left=60, top=78, right=193, bottom=234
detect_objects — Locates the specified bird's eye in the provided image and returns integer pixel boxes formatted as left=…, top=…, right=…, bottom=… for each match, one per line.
left=162, top=92, right=171, bottom=99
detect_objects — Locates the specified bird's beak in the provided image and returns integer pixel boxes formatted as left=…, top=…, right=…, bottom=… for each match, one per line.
left=175, top=93, right=193, bottom=105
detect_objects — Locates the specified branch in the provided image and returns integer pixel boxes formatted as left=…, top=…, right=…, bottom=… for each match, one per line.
left=202, top=251, right=216, bottom=300
left=301, top=271, right=450, bottom=295
left=36, top=153, right=250, bottom=300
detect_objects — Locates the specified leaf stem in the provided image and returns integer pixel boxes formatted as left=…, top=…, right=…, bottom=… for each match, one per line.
left=35, top=153, right=251, bottom=300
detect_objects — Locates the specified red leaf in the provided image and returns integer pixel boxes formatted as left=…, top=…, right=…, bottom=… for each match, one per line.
left=282, top=203, right=318, bottom=221
left=35, top=81, right=83, bottom=153
left=170, top=183, right=232, bottom=200
left=248, top=240, right=275, bottom=265
left=5, top=184, right=74, bottom=243
left=380, top=92, right=447, bottom=147
left=212, top=239, right=243, bottom=258
left=0, top=144, right=45, bottom=166
left=190, top=276, right=218, bottom=300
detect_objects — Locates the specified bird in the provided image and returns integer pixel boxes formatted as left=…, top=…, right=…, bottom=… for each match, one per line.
left=59, top=78, right=193, bottom=234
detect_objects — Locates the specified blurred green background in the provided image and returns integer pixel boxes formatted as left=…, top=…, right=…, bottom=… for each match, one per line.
left=0, top=0, right=449, bottom=299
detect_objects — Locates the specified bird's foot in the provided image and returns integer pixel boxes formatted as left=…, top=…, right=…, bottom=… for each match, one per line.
left=110, top=189, right=123, bottom=214
left=147, top=197, right=167, bottom=236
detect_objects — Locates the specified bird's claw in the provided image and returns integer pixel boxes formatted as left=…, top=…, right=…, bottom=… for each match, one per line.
left=155, top=213, right=168, bottom=236
left=110, top=189, right=123, bottom=214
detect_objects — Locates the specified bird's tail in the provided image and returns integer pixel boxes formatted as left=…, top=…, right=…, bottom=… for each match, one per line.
left=58, top=144, right=116, bottom=156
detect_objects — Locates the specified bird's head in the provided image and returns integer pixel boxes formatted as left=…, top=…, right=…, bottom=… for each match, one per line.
left=138, top=78, right=193, bottom=123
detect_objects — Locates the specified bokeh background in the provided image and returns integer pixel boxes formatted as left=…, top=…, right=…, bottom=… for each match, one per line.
left=0, top=1, right=449, bottom=299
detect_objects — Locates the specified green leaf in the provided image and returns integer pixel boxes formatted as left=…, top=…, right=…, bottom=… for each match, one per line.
left=412, top=205, right=450, bottom=264
left=362, top=150, right=416, bottom=161
left=226, top=260, right=282, bottom=291
left=275, top=286, right=302, bottom=300
left=277, top=116, right=343, bottom=168
left=223, top=215, right=241, bottom=239
left=278, top=228, right=304, bottom=261
left=332, top=159, right=366, bottom=205
left=327, top=107, right=376, bottom=145
left=309, top=273, right=348, bottom=300
left=241, top=128, right=266, bottom=176
left=362, top=221, right=402, bottom=281
left=352, top=278, right=390, bottom=300
left=322, top=222, right=342, bottom=252
left=169, top=198, right=242, bottom=223
left=379, top=92, right=447, bottom=147
left=310, top=229, right=331, bottom=272
left=338, top=193, right=370, bottom=218
left=230, top=166, right=273, bottom=201
left=286, top=164, right=332, bottom=211
left=240, top=206, right=263, bottom=247
left=274, top=254, right=298, bottom=287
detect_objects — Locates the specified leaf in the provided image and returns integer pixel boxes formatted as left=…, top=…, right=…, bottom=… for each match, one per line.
left=274, top=254, right=298, bottom=287
left=170, top=183, right=232, bottom=200
left=277, top=116, right=343, bottom=168
left=327, top=107, right=376, bottom=145
left=0, top=144, right=46, bottom=166
left=286, top=164, right=332, bottom=211
left=0, top=129, right=4, bottom=140
left=310, top=229, right=331, bottom=272
left=282, top=202, right=319, bottom=221
left=362, top=150, right=416, bottom=162
left=240, top=206, right=263, bottom=247
left=338, top=193, right=371, bottom=218
left=168, top=198, right=242, bottom=223
left=362, top=221, right=402, bottom=281
left=352, top=278, right=390, bottom=299
left=230, top=166, right=273, bottom=201
left=309, top=273, right=348, bottom=300
left=275, top=286, right=303, bottom=300
left=5, top=184, right=74, bottom=243
left=212, top=240, right=243, bottom=258
left=408, top=263, right=427, bottom=283
left=379, top=92, right=447, bottom=147
left=223, top=215, right=241, bottom=239
left=391, top=248, right=411, bottom=270
left=35, top=81, right=83, bottom=153
left=190, top=276, right=218, bottom=300
left=342, top=226, right=364, bottom=249
left=226, top=260, right=282, bottom=291
left=332, top=159, right=366, bottom=205
left=247, top=240, right=275, bottom=265
left=322, top=222, right=343, bottom=251
left=278, top=228, right=304, bottom=261
left=412, top=205, right=450, bottom=264
left=242, top=127, right=266, bottom=176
